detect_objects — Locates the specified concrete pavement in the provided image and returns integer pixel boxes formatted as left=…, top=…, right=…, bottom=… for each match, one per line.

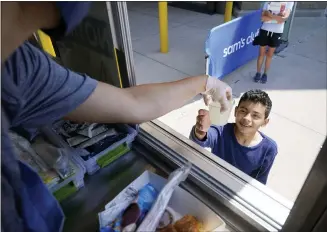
left=128, top=2, right=327, bottom=202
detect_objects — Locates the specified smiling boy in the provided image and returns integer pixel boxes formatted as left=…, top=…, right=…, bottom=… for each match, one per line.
left=190, top=89, right=277, bottom=184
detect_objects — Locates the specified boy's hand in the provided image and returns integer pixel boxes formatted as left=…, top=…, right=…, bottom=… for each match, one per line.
left=195, top=109, right=211, bottom=140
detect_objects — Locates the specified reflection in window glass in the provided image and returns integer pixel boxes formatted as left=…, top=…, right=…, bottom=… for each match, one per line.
left=128, top=2, right=327, bottom=203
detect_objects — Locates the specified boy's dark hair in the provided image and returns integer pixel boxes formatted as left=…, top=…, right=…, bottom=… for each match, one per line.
left=238, top=89, right=272, bottom=118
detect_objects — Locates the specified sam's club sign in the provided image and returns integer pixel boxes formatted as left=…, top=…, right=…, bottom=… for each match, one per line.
left=223, top=29, right=259, bottom=57
left=206, top=10, right=262, bottom=79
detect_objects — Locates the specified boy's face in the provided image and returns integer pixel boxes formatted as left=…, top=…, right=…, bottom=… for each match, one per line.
left=234, top=100, right=269, bottom=135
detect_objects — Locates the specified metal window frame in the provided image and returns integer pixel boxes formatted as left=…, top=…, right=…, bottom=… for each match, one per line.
left=108, top=1, right=137, bottom=87
left=281, top=135, right=327, bottom=232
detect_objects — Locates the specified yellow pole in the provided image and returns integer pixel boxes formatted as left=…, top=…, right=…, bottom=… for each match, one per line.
left=37, top=30, right=56, bottom=57
left=224, top=1, right=233, bottom=23
left=158, top=2, right=168, bottom=53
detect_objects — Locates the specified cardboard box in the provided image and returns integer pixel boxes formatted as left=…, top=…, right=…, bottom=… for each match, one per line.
left=103, top=171, right=226, bottom=231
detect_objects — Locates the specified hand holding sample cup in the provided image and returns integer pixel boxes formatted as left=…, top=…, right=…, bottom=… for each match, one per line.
left=195, top=100, right=234, bottom=141
left=200, top=76, right=234, bottom=134
left=195, top=110, right=211, bottom=141
left=202, top=75, right=233, bottom=113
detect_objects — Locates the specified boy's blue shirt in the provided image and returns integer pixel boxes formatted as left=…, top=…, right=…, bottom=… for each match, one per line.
left=190, top=123, right=277, bottom=184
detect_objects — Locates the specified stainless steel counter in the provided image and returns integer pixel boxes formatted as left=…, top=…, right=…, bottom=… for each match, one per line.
left=61, top=149, right=165, bottom=232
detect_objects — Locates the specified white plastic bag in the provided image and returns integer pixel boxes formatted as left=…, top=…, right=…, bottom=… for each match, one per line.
left=9, top=131, right=49, bottom=172
left=8, top=131, right=60, bottom=186
left=98, top=187, right=138, bottom=228
left=32, top=136, right=73, bottom=179
left=136, top=162, right=192, bottom=232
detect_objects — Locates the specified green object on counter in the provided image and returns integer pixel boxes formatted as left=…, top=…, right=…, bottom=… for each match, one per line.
left=53, top=182, right=77, bottom=202
left=96, top=143, right=130, bottom=168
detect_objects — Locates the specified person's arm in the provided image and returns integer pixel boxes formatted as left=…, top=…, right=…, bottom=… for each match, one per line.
left=261, top=2, right=272, bottom=22
left=270, top=2, right=294, bottom=24
left=65, top=70, right=232, bottom=124
left=270, top=10, right=291, bottom=24
left=64, top=75, right=208, bottom=124
left=261, top=13, right=272, bottom=22
left=4, top=42, right=231, bottom=133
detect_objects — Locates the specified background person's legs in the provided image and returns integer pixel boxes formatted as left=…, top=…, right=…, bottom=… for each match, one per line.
left=254, top=46, right=266, bottom=82
left=264, top=47, right=276, bottom=74
left=261, top=46, right=276, bottom=83
left=257, top=46, right=266, bottom=73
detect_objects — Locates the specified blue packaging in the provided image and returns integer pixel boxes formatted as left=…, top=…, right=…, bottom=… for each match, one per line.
left=137, top=184, right=158, bottom=212
left=100, top=184, right=158, bottom=232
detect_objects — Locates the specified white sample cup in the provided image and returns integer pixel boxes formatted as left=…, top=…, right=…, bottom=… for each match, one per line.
left=209, top=98, right=234, bottom=126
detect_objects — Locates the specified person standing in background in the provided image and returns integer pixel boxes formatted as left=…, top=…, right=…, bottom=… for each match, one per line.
left=253, top=2, right=294, bottom=83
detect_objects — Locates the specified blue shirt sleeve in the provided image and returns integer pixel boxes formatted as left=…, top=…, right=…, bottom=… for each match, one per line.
left=189, top=125, right=220, bottom=150
left=2, top=42, right=98, bottom=132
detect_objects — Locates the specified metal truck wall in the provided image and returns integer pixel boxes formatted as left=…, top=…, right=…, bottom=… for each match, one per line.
left=54, top=2, right=122, bottom=88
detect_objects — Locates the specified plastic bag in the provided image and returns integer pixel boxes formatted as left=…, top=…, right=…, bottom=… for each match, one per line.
left=32, top=136, right=74, bottom=179
left=99, top=187, right=138, bottom=228
left=98, top=163, right=192, bottom=232
left=100, top=184, right=158, bottom=232
left=8, top=131, right=60, bottom=186
left=136, top=162, right=192, bottom=232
